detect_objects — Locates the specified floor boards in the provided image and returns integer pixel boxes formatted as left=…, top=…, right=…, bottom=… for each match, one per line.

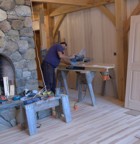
left=0, top=89, right=140, bottom=144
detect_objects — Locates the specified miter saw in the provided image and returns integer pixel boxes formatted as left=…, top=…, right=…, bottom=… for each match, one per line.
left=70, top=55, right=90, bottom=63
left=70, top=48, right=90, bottom=65
left=67, top=49, right=91, bottom=70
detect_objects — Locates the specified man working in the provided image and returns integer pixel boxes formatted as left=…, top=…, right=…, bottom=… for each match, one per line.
left=41, top=42, right=73, bottom=94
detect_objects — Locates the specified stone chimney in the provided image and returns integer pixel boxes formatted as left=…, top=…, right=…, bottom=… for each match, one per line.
left=0, top=0, right=38, bottom=94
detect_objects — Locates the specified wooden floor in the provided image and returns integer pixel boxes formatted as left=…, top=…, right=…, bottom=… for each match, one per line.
left=1, top=89, right=140, bottom=144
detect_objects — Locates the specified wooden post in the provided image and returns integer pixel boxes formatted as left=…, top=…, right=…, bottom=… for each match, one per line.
left=44, top=4, right=54, bottom=48
left=39, top=6, right=47, bottom=50
left=61, top=94, right=72, bottom=123
left=36, top=3, right=54, bottom=49
left=115, top=0, right=127, bottom=101
left=25, top=104, right=37, bottom=136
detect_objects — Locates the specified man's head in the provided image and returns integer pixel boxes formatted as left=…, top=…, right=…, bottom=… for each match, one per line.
left=60, top=42, right=67, bottom=49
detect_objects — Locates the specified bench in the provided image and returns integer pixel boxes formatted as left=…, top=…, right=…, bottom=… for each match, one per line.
left=24, top=94, right=72, bottom=136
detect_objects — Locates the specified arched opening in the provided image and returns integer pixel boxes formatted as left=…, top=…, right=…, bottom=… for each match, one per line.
left=0, top=54, right=15, bottom=95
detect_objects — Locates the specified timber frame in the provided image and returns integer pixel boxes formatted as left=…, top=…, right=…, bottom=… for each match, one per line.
left=31, top=0, right=140, bottom=101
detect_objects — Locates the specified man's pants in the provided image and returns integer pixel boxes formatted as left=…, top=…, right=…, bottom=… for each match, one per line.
left=41, top=61, right=56, bottom=93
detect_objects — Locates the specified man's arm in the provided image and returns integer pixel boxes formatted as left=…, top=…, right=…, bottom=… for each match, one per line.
left=58, top=51, right=73, bottom=65
left=58, top=51, right=71, bottom=59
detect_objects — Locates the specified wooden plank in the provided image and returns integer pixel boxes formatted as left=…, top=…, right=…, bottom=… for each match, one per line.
left=0, top=100, right=22, bottom=110
left=58, top=63, right=115, bottom=72
left=115, top=0, right=127, bottom=101
left=31, top=0, right=115, bottom=7
left=53, top=14, right=66, bottom=39
left=32, top=3, right=45, bottom=21
left=61, top=94, right=72, bottom=123
left=34, top=100, right=59, bottom=112
left=39, top=7, right=47, bottom=49
left=9, top=85, right=15, bottom=96
left=44, top=4, right=54, bottom=48
left=50, top=1, right=115, bottom=17
left=32, top=20, right=39, bottom=31
left=3, top=77, right=9, bottom=98
left=98, top=5, right=116, bottom=26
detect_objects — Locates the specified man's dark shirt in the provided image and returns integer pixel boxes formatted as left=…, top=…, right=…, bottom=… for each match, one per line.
left=44, top=44, right=64, bottom=68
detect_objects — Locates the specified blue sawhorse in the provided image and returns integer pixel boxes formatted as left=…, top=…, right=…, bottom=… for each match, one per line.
left=24, top=94, right=72, bottom=136
left=57, top=69, right=96, bottom=106
left=57, top=68, right=118, bottom=106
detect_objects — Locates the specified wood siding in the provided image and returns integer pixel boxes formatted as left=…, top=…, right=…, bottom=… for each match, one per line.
left=58, top=0, right=139, bottom=97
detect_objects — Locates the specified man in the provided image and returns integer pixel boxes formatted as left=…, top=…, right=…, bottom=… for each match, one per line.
left=41, top=42, right=73, bottom=94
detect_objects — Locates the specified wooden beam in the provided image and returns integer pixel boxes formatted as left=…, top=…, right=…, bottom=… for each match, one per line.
left=98, top=5, right=116, bottom=26
left=115, top=0, right=127, bottom=101
left=125, top=2, right=140, bottom=33
left=50, top=1, right=115, bottom=17
left=44, top=4, right=54, bottom=48
left=32, top=3, right=45, bottom=21
left=32, top=3, right=44, bottom=11
left=53, top=14, right=66, bottom=39
left=50, top=5, right=83, bottom=17
left=39, top=8, right=48, bottom=49
left=32, top=20, right=39, bottom=31
left=31, top=0, right=114, bottom=7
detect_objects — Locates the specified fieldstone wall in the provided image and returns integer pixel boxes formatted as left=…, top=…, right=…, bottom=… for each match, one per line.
left=0, top=0, right=38, bottom=94
left=0, top=0, right=39, bottom=131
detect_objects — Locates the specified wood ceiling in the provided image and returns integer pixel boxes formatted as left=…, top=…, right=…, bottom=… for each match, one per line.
left=31, top=0, right=115, bottom=17
left=31, top=0, right=114, bottom=6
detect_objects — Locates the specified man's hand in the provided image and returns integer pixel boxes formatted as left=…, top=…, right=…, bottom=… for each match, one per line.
left=69, top=54, right=75, bottom=59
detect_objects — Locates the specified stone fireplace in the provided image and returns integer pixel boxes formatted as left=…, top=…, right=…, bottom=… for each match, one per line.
left=0, top=0, right=38, bottom=94
left=0, top=0, right=39, bottom=130
left=0, top=54, right=15, bottom=95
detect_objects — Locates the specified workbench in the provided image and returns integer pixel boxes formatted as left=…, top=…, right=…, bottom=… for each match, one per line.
left=57, top=63, right=117, bottom=106
left=0, top=94, right=72, bottom=136
left=24, top=94, right=72, bottom=135
left=0, top=100, right=22, bottom=110
left=0, top=99, right=24, bottom=130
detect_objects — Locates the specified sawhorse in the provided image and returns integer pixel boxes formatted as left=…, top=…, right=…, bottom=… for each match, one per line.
left=57, top=68, right=118, bottom=106
left=57, top=70, right=96, bottom=106
left=101, top=69, right=118, bottom=98
left=24, top=94, right=72, bottom=136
